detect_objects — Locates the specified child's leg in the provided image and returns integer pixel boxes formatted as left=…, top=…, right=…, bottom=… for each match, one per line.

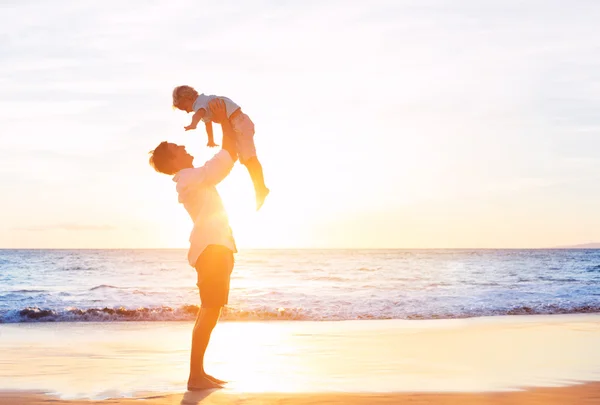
left=232, top=112, right=269, bottom=210
left=244, top=157, right=267, bottom=191
left=244, top=157, right=269, bottom=210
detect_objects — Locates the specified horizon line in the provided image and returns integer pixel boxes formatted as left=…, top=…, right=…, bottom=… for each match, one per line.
left=1, top=247, right=599, bottom=251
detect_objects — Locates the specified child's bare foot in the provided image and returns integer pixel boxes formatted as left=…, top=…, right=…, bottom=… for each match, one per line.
left=204, top=373, right=227, bottom=385
left=187, top=376, right=222, bottom=391
left=256, top=187, right=270, bottom=211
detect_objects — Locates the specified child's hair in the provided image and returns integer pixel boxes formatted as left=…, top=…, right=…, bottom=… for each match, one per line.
left=172, top=85, right=198, bottom=108
left=149, top=141, right=177, bottom=175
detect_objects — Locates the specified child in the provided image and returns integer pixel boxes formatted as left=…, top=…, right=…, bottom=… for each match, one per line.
left=172, top=85, right=269, bottom=210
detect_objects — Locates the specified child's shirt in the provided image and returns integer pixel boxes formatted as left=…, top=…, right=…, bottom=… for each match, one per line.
left=193, top=94, right=241, bottom=123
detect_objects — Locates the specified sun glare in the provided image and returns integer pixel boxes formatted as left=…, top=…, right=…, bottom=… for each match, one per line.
left=217, top=167, right=312, bottom=249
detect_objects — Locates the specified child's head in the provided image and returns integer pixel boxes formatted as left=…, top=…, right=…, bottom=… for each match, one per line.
left=172, top=85, right=198, bottom=112
left=149, top=141, right=194, bottom=175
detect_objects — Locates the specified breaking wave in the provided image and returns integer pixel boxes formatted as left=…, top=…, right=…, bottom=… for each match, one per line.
left=2, top=304, right=599, bottom=323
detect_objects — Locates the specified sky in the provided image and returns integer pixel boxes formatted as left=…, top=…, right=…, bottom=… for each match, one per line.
left=0, top=0, right=599, bottom=249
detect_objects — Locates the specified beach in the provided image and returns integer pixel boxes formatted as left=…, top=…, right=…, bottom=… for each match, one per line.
left=1, top=314, right=599, bottom=404
left=3, top=384, right=600, bottom=405
left=3, top=0, right=600, bottom=403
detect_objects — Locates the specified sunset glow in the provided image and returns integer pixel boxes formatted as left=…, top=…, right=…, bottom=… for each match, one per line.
left=1, top=1, right=599, bottom=249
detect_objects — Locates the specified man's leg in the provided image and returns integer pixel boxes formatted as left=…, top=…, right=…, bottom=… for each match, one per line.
left=188, top=245, right=234, bottom=390
left=188, top=306, right=222, bottom=390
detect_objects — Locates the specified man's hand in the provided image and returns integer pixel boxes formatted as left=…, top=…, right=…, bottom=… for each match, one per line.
left=208, top=98, right=227, bottom=123
left=207, top=140, right=219, bottom=148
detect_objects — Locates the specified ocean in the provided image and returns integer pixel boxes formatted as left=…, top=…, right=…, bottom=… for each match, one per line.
left=1, top=249, right=599, bottom=323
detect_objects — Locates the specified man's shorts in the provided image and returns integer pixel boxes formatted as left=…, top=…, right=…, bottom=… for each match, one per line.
left=194, top=245, right=234, bottom=308
left=231, top=111, right=257, bottom=164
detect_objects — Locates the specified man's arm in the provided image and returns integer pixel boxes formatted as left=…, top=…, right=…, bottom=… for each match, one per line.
left=195, top=150, right=234, bottom=186
left=186, top=99, right=237, bottom=187
left=208, top=98, right=237, bottom=161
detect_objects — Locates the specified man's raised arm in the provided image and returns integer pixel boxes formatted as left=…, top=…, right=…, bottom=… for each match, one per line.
left=195, top=99, right=237, bottom=186
left=178, top=99, right=237, bottom=188
left=208, top=98, right=237, bottom=161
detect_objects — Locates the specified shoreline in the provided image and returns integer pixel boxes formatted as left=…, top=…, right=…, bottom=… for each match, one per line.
left=4, top=307, right=600, bottom=324
left=3, top=383, right=600, bottom=405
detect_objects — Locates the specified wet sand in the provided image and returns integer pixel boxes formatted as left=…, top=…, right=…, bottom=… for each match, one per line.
left=1, top=314, right=599, bottom=403
left=3, top=384, right=600, bottom=405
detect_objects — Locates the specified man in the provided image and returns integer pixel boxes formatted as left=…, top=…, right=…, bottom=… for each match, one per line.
left=149, top=99, right=236, bottom=390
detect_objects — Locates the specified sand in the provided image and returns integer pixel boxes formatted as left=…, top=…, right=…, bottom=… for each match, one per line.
left=1, top=314, right=599, bottom=404
left=2, top=384, right=600, bottom=405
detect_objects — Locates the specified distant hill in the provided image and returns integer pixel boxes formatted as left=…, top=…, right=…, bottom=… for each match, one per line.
left=553, top=242, right=600, bottom=249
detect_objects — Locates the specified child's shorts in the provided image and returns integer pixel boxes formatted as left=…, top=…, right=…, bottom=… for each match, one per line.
left=231, top=111, right=257, bottom=163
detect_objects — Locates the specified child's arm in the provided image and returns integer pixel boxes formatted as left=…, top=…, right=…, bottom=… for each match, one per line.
left=205, top=121, right=218, bottom=147
left=184, top=109, right=206, bottom=131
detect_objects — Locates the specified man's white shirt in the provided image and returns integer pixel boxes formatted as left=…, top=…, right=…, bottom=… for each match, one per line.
left=172, top=150, right=237, bottom=267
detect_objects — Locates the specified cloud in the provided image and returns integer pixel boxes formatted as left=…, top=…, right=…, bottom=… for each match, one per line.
left=13, top=224, right=117, bottom=232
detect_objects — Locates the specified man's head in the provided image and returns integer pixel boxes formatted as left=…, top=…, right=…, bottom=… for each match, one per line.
left=172, top=85, right=198, bottom=113
left=149, top=142, right=194, bottom=175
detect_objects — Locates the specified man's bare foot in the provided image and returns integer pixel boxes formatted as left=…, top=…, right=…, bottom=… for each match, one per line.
left=187, top=376, right=222, bottom=391
left=256, top=187, right=270, bottom=211
left=204, top=373, right=227, bottom=385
